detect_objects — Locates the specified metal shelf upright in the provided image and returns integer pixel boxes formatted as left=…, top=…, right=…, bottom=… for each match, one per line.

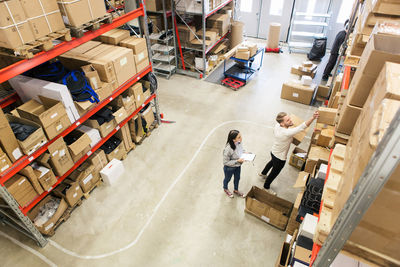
left=0, top=0, right=161, bottom=247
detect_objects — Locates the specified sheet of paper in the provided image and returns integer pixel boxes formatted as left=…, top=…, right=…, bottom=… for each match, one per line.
left=240, top=153, right=256, bottom=162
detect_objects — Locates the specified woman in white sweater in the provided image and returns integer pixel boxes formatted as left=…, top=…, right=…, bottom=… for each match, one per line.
left=223, top=130, right=245, bottom=198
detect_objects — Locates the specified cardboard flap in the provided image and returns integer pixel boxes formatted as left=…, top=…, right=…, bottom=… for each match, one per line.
left=68, top=133, right=91, bottom=155
left=294, top=172, right=310, bottom=188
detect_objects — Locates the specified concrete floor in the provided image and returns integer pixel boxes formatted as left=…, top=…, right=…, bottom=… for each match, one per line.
left=0, top=45, right=317, bottom=267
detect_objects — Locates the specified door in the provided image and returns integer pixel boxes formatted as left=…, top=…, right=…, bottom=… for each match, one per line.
left=238, top=0, right=262, bottom=37
left=258, top=0, right=294, bottom=41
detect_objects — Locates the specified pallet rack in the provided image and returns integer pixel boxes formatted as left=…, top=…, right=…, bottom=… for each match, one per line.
left=0, top=0, right=160, bottom=247
left=173, top=0, right=233, bottom=79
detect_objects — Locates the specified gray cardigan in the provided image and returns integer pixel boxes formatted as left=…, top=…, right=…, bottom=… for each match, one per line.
left=223, top=143, right=244, bottom=167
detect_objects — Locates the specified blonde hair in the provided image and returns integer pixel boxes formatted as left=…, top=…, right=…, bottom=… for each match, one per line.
left=276, top=112, right=287, bottom=123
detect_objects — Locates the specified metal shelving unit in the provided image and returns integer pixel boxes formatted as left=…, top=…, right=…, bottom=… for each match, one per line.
left=0, top=0, right=161, bottom=247
left=173, top=0, right=233, bottom=79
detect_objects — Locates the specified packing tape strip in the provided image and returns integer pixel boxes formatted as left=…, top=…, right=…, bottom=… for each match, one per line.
left=3, top=1, right=25, bottom=44
left=37, top=0, right=54, bottom=33
left=87, top=0, right=95, bottom=21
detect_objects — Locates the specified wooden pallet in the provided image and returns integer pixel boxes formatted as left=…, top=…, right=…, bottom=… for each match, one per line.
left=82, top=180, right=103, bottom=200
left=0, top=29, right=71, bottom=59
left=69, top=14, right=113, bottom=38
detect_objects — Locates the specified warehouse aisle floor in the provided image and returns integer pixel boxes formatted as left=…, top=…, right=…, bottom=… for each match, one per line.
left=0, top=47, right=317, bottom=267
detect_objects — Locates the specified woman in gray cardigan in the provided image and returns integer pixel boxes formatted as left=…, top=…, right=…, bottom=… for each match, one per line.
left=223, top=130, right=245, bottom=198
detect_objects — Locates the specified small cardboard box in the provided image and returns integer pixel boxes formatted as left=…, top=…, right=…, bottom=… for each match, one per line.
left=0, top=109, right=23, bottom=162
left=69, top=162, right=100, bottom=193
left=95, top=82, right=113, bottom=102
left=19, top=166, right=44, bottom=195
left=88, top=150, right=108, bottom=173
left=84, top=117, right=117, bottom=138
left=290, top=114, right=309, bottom=146
left=293, top=245, right=312, bottom=265
left=53, top=179, right=83, bottom=207
left=28, top=195, right=67, bottom=235
left=4, top=174, right=38, bottom=208
left=65, top=130, right=91, bottom=163
left=245, top=186, right=293, bottom=230
left=37, top=137, right=74, bottom=177
left=289, top=147, right=307, bottom=170
left=0, top=151, right=11, bottom=173
left=6, top=115, right=47, bottom=155
left=103, top=141, right=126, bottom=162
left=115, top=125, right=134, bottom=152
left=57, top=0, right=106, bottom=27
left=81, top=64, right=102, bottom=90
left=235, top=50, right=250, bottom=60
left=100, top=159, right=125, bottom=186
left=317, top=107, right=337, bottom=126
left=140, top=105, right=155, bottom=130
left=116, top=90, right=137, bottom=116
left=99, top=29, right=130, bottom=45
left=17, top=96, right=71, bottom=140
left=281, top=82, right=315, bottom=105
left=130, top=83, right=145, bottom=108
left=76, top=125, right=101, bottom=148
left=129, top=115, right=144, bottom=143
left=32, top=164, right=58, bottom=191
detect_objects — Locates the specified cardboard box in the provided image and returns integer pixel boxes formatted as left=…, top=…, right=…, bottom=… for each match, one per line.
left=281, top=82, right=315, bottom=105
left=275, top=233, right=296, bottom=267
left=5, top=174, right=38, bottom=207
left=115, top=125, right=134, bottom=152
left=291, top=65, right=317, bottom=78
left=336, top=101, right=363, bottom=135
left=31, top=164, right=57, bottom=191
left=99, top=29, right=130, bottom=45
left=69, top=162, right=100, bottom=193
left=58, top=0, right=106, bottom=27
left=84, top=116, right=117, bottom=138
left=245, top=186, right=293, bottom=230
left=348, top=34, right=400, bottom=107
left=17, top=96, right=71, bottom=140
left=0, top=109, right=23, bottom=162
left=207, top=13, right=230, bottom=36
left=20, top=0, right=65, bottom=40
left=116, top=90, right=136, bottom=115
left=366, top=0, right=400, bottom=16
left=293, top=172, right=309, bottom=189
left=76, top=125, right=101, bottom=148
left=81, top=64, right=102, bottom=90
left=65, top=130, right=91, bottom=163
left=88, top=149, right=108, bottom=173
left=293, top=245, right=312, bottom=265
left=246, top=43, right=258, bottom=57
left=140, top=105, right=155, bottom=129
left=289, top=147, right=307, bottom=170
left=316, top=129, right=334, bottom=147
left=0, top=0, right=35, bottom=49
left=129, top=83, right=145, bottom=108
left=129, top=115, right=144, bottom=143
left=176, top=25, right=196, bottom=42
left=19, top=166, right=44, bottom=195
left=100, top=158, right=125, bottom=186
left=95, top=82, right=113, bottom=102
left=0, top=149, right=11, bottom=173
left=119, top=37, right=149, bottom=73
left=317, top=107, right=337, bottom=125
left=53, top=179, right=83, bottom=207
left=146, top=0, right=170, bottom=11
left=6, top=115, right=47, bottom=155
left=103, top=141, right=126, bottom=161
left=290, top=114, right=309, bottom=146
left=37, top=138, right=74, bottom=177
left=196, top=30, right=217, bottom=43
left=27, top=195, right=67, bottom=235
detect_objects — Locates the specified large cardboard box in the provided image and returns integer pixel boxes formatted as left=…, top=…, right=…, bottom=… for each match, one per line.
left=65, top=130, right=91, bottom=163
left=99, top=29, right=130, bottom=45
left=17, top=96, right=71, bottom=140
left=57, top=0, right=106, bottom=27
left=207, top=13, right=230, bottom=36
left=20, top=0, right=65, bottom=40
left=289, top=147, right=307, bottom=170
left=5, top=174, right=38, bottom=208
left=6, top=115, right=47, bottom=155
left=140, top=105, right=155, bottom=130
left=0, top=109, right=23, bottom=162
left=304, top=145, right=330, bottom=174
left=28, top=195, right=67, bottom=235
left=290, top=114, right=309, bottom=146
left=275, top=233, right=296, bottom=267
left=88, top=149, right=108, bottom=173
left=130, top=83, right=145, bottom=108
left=347, top=34, right=400, bottom=107
left=69, top=162, right=100, bottom=193
left=317, top=107, right=337, bottom=125
left=53, top=179, right=83, bottom=207
left=37, top=137, right=74, bottom=176
left=245, top=186, right=293, bottom=230
left=119, top=37, right=149, bottom=73
left=281, top=82, right=315, bottom=105
left=0, top=0, right=35, bottom=49
left=115, top=125, right=134, bottom=152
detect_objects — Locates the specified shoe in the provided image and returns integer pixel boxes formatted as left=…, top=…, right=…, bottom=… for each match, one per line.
left=263, top=187, right=277, bottom=196
left=234, top=190, right=245, bottom=198
left=322, top=75, right=329, bottom=81
left=224, top=189, right=234, bottom=198
left=258, top=173, right=267, bottom=179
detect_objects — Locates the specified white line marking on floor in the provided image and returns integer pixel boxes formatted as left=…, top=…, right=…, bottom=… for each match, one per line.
left=0, top=231, right=57, bottom=267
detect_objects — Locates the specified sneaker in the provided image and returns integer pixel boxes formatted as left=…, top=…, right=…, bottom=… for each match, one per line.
left=234, top=190, right=245, bottom=198
left=263, top=188, right=277, bottom=196
left=224, top=189, right=234, bottom=198
left=258, top=173, right=267, bottom=179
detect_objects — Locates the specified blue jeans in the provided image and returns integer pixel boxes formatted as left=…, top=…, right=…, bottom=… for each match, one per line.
left=223, top=166, right=241, bottom=190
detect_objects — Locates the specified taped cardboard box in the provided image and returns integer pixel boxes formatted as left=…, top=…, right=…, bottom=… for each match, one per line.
left=129, top=115, right=144, bottom=143
left=0, top=109, right=23, bottom=162
left=69, top=162, right=100, bottom=193
left=6, top=115, right=47, bottom=156
left=0, top=0, right=35, bottom=49
left=84, top=116, right=117, bottom=138
left=5, top=174, right=38, bottom=207
left=245, top=186, right=293, bottom=230
left=19, top=166, right=44, bottom=195
left=37, top=138, right=74, bottom=177
left=88, top=149, right=108, bottom=173
left=99, top=29, right=130, bottom=45
left=27, top=195, right=67, bottom=235
left=289, top=147, right=307, bottom=170
left=58, top=0, right=106, bottom=27
left=21, top=0, right=65, bottom=40
left=17, top=96, right=71, bottom=140
left=65, top=130, right=91, bottom=163
left=281, top=82, right=315, bottom=105
left=235, top=50, right=250, bottom=60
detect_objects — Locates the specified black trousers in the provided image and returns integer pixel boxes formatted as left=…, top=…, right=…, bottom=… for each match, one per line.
left=323, top=53, right=339, bottom=77
left=262, top=152, right=286, bottom=189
